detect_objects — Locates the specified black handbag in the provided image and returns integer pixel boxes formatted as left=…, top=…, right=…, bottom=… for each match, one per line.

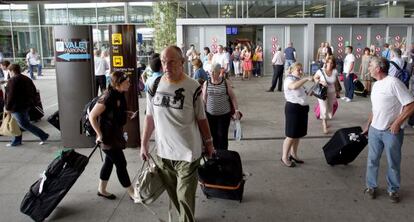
left=311, top=69, right=328, bottom=100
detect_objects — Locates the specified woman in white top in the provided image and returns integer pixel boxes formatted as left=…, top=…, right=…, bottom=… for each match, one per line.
left=313, top=56, right=338, bottom=134
left=282, top=62, right=313, bottom=167
left=203, top=53, right=214, bottom=76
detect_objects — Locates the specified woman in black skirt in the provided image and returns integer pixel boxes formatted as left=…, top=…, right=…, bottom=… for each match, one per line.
left=282, top=63, right=313, bottom=167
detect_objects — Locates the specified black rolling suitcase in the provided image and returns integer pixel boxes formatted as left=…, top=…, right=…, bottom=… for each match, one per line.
left=198, top=150, right=245, bottom=202
left=20, top=144, right=101, bottom=222
left=47, top=110, right=60, bottom=130
left=323, top=126, right=368, bottom=166
left=29, top=90, right=44, bottom=122
left=354, top=80, right=367, bottom=97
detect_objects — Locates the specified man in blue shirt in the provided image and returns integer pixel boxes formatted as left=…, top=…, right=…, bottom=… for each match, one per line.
left=381, top=43, right=391, bottom=60
left=284, top=42, right=297, bottom=73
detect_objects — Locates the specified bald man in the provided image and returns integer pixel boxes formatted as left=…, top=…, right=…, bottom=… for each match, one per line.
left=141, top=46, right=214, bottom=222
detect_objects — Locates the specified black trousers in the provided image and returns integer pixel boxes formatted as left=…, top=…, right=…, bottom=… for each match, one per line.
left=206, top=112, right=231, bottom=150
left=100, top=148, right=131, bottom=187
left=271, top=65, right=284, bottom=91
left=95, top=75, right=107, bottom=96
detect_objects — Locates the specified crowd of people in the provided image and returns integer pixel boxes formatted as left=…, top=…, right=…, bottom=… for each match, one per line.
left=1, top=38, right=414, bottom=221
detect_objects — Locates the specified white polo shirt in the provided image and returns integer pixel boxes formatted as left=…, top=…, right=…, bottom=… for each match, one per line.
left=343, top=53, right=356, bottom=74
left=371, top=76, right=414, bottom=130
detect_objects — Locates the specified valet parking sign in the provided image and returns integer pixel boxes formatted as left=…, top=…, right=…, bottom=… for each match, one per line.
left=55, top=39, right=91, bottom=62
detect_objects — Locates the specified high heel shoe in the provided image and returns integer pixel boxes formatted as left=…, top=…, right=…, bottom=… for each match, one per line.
left=289, top=155, right=304, bottom=164
left=97, top=192, right=117, bottom=200
left=280, top=159, right=296, bottom=167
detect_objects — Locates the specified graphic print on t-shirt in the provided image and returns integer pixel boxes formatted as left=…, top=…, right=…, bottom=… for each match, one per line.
left=153, top=88, right=185, bottom=109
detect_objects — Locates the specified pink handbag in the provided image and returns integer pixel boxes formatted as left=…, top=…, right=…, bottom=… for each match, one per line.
left=314, top=99, right=338, bottom=119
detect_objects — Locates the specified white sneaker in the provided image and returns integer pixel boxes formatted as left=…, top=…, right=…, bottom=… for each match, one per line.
left=345, top=98, right=352, bottom=102
left=341, top=97, right=347, bottom=100
left=39, top=141, right=46, bottom=145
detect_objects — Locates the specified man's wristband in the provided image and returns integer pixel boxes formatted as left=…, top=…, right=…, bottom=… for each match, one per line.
left=204, top=137, right=213, bottom=143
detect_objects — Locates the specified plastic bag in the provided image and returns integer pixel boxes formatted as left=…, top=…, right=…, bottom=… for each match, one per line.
left=233, top=120, right=242, bottom=141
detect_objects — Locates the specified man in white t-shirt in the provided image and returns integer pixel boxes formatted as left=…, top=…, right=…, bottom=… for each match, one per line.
left=26, top=48, right=42, bottom=80
left=141, top=46, right=214, bottom=222
left=341, top=46, right=356, bottom=102
left=212, top=45, right=229, bottom=76
left=362, top=56, right=414, bottom=203
left=93, top=49, right=109, bottom=95
left=388, top=48, right=405, bottom=78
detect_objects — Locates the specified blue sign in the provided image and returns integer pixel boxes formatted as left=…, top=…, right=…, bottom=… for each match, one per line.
left=55, top=38, right=91, bottom=62
left=137, top=33, right=143, bottom=44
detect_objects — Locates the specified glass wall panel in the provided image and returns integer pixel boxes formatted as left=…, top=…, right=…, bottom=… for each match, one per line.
left=0, top=5, right=11, bottom=26
left=305, top=0, right=329, bottom=18
left=178, top=2, right=187, bottom=18
left=97, top=3, right=125, bottom=24
left=359, top=1, right=383, bottom=18
left=128, top=2, right=153, bottom=23
left=12, top=26, right=40, bottom=59
left=0, top=26, right=13, bottom=58
left=68, top=3, right=97, bottom=25
left=247, top=1, right=275, bottom=18
left=388, top=25, right=407, bottom=48
left=11, top=4, right=39, bottom=26
left=370, top=25, right=387, bottom=57
left=219, top=0, right=236, bottom=18
left=187, top=1, right=218, bottom=18
left=263, top=25, right=285, bottom=75
left=351, top=26, right=368, bottom=71
left=331, top=25, right=351, bottom=60
left=290, top=25, right=305, bottom=66
left=314, top=25, right=327, bottom=61
left=40, top=27, right=54, bottom=67
left=388, top=0, right=412, bottom=18
left=43, top=4, right=68, bottom=25
left=339, top=1, right=357, bottom=18
left=277, top=0, right=303, bottom=18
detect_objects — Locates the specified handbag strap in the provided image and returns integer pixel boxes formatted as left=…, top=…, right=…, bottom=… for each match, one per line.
left=319, top=68, right=328, bottom=81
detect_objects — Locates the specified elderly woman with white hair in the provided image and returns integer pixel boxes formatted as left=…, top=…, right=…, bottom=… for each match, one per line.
left=267, top=45, right=285, bottom=92
left=202, top=63, right=241, bottom=150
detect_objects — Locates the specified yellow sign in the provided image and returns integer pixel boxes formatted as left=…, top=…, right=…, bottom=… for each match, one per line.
left=112, top=33, right=122, bottom=45
left=113, top=56, right=123, bottom=67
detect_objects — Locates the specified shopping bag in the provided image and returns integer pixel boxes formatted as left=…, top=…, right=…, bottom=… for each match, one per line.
left=134, top=155, right=165, bottom=205
left=0, top=112, right=21, bottom=136
left=232, top=120, right=242, bottom=141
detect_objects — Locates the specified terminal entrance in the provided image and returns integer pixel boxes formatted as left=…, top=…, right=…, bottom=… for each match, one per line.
left=226, top=25, right=263, bottom=50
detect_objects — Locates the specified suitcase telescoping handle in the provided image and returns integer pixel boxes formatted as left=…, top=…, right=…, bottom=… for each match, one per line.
left=88, top=142, right=103, bottom=161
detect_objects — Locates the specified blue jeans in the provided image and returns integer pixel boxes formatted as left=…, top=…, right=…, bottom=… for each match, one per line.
left=11, top=110, right=48, bottom=145
left=285, top=59, right=295, bottom=72
left=366, top=126, right=404, bottom=193
left=344, top=73, right=355, bottom=99
left=29, top=64, right=42, bottom=79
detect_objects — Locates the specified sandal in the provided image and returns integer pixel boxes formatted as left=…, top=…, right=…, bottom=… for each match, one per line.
left=280, top=159, right=296, bottom=168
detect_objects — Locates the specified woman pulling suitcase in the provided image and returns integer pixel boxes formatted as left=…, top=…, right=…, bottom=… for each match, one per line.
left=89, top=71, right=135, bottom=200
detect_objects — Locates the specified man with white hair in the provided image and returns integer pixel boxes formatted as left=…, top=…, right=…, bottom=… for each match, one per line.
left=362, top=56, right=414, bottom=203
left=389, top=48, right=405, bottom=78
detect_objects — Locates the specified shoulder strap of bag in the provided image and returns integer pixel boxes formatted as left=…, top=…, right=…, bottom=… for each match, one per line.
left=319, top=68, right=328, bottom=80
left=389, top=61, right=402, bottom=71
left=148, top=76, right=162, bottom=97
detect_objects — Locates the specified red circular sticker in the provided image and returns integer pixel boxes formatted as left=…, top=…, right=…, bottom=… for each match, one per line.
left=338, top=42, right=344, bottom=48
left=356, top=54, right=361, bottom=59
left=272, top=37, right=277, bottom=42
left=212, top=37, right=217, bottom=42
left=272, top=44, right=276, bottom=49
left=338, top=36, right=344, bottom=41
left=338, top=55, right=343, bottom=59
left=272, top=51, right=276, bottom=55
left=376, top=34, right=382, bottom=40
left=395, top=36, right=400, bottom=41
left=375, top=47, right=381, bottom=52
left=356, top=35, right=362, bottom=41
left=356, top=48, right=362, bottom=53
left=338, top=49, right=343, bottom=53
left=212, top=44, right=217, bottom=49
